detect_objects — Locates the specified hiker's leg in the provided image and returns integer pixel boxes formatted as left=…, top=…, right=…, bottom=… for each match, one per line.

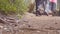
left=36, top=6, right=41, bottom=16
left=49, top=2, right=53, bottom=15
left=52, top=3, right=56, bottom=16
left=43, top=1, right=49, bottom=15
left=51, top=2, right=56, bottom=11
left=36, top=0, right=41, bottom=16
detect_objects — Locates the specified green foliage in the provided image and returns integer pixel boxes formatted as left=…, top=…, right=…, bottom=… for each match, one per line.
left=0, top=0, right=28, bottom=15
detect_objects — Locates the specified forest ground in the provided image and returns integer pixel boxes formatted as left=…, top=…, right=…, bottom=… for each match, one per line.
left=0, top=12, right=60, bottom=34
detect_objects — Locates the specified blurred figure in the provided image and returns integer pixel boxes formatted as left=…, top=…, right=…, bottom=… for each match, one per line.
left=42, top=0, right=49, bottom=15
left=45, top=0, right=52, bottom=16
left=49, top=0, right=57, bottom=16
left=35, top=0, right=42, bottom=16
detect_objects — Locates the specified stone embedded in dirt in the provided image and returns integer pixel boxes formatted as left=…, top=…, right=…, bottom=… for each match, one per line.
left=4, top=28, right=8, bottom=30
left=20, top=24, right=28, bottom=28
left=28, top=25, right=31, bottom=27
left=16, top=20, right=20, bottom=23
left=0, top=25, right=3, bottom=28
left=21, top=30, right=24, bottom=32
left=37, top=31, right=40, bottom=33
left=3, top=27, right=10, bottom=32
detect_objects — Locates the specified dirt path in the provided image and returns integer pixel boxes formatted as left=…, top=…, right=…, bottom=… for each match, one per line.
left=0, top=13, right=60, bottom=34
left=19, top=13, right=60, bottom=34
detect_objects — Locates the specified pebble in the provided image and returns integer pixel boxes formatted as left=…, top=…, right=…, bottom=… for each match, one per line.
left=4, top=28, right=8, bottom=30
left=21, top=30, right=24, bottom=32
left=23, top=24, right=26, bottom=26
left=0, top=25, right=3, bottom=28
left=37, top=31, right=40, bottom=33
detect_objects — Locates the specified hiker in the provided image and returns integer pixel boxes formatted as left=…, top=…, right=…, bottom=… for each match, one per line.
left=35, top=0, right=50, bottom=16
left=45, top=0, right=51, bottom=16
left=35, top=0, right=42, bottom=16
left=42, top=0, right=49, bottom=15
left=49, top=0, right=57, bottom=16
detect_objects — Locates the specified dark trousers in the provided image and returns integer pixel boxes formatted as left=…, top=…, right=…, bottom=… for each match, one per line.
left=35, top=0, right=47, bottom=16
left=35, top=0, right=41, bottom=16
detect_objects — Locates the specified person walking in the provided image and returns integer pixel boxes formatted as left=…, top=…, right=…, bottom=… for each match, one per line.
left=49, top=0, right=57, bottom=16
left=45, top=0, right=51, bottom=16
left=42, top=0, right=49, bottom=16
left=35, top=0, right=42, bottom=16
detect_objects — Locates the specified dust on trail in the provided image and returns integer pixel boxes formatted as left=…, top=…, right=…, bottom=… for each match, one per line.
left=0, top=13, right=60, bottom=34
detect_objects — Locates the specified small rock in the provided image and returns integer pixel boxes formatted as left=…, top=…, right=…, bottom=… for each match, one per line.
left=23, top=24, right=26, bottom=26
left=21, top=30, right=24, bottom=32
left=37, top=31, right=40, bottom=33
left=16, top=20, right=20, bottom=23
left=4, top=28, right=10, bottom=32
left=28, top=25, right=31, bottom=27
left=4, top=28, right=8, bottom=30
left=0, top=25, right=3, bottom=28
